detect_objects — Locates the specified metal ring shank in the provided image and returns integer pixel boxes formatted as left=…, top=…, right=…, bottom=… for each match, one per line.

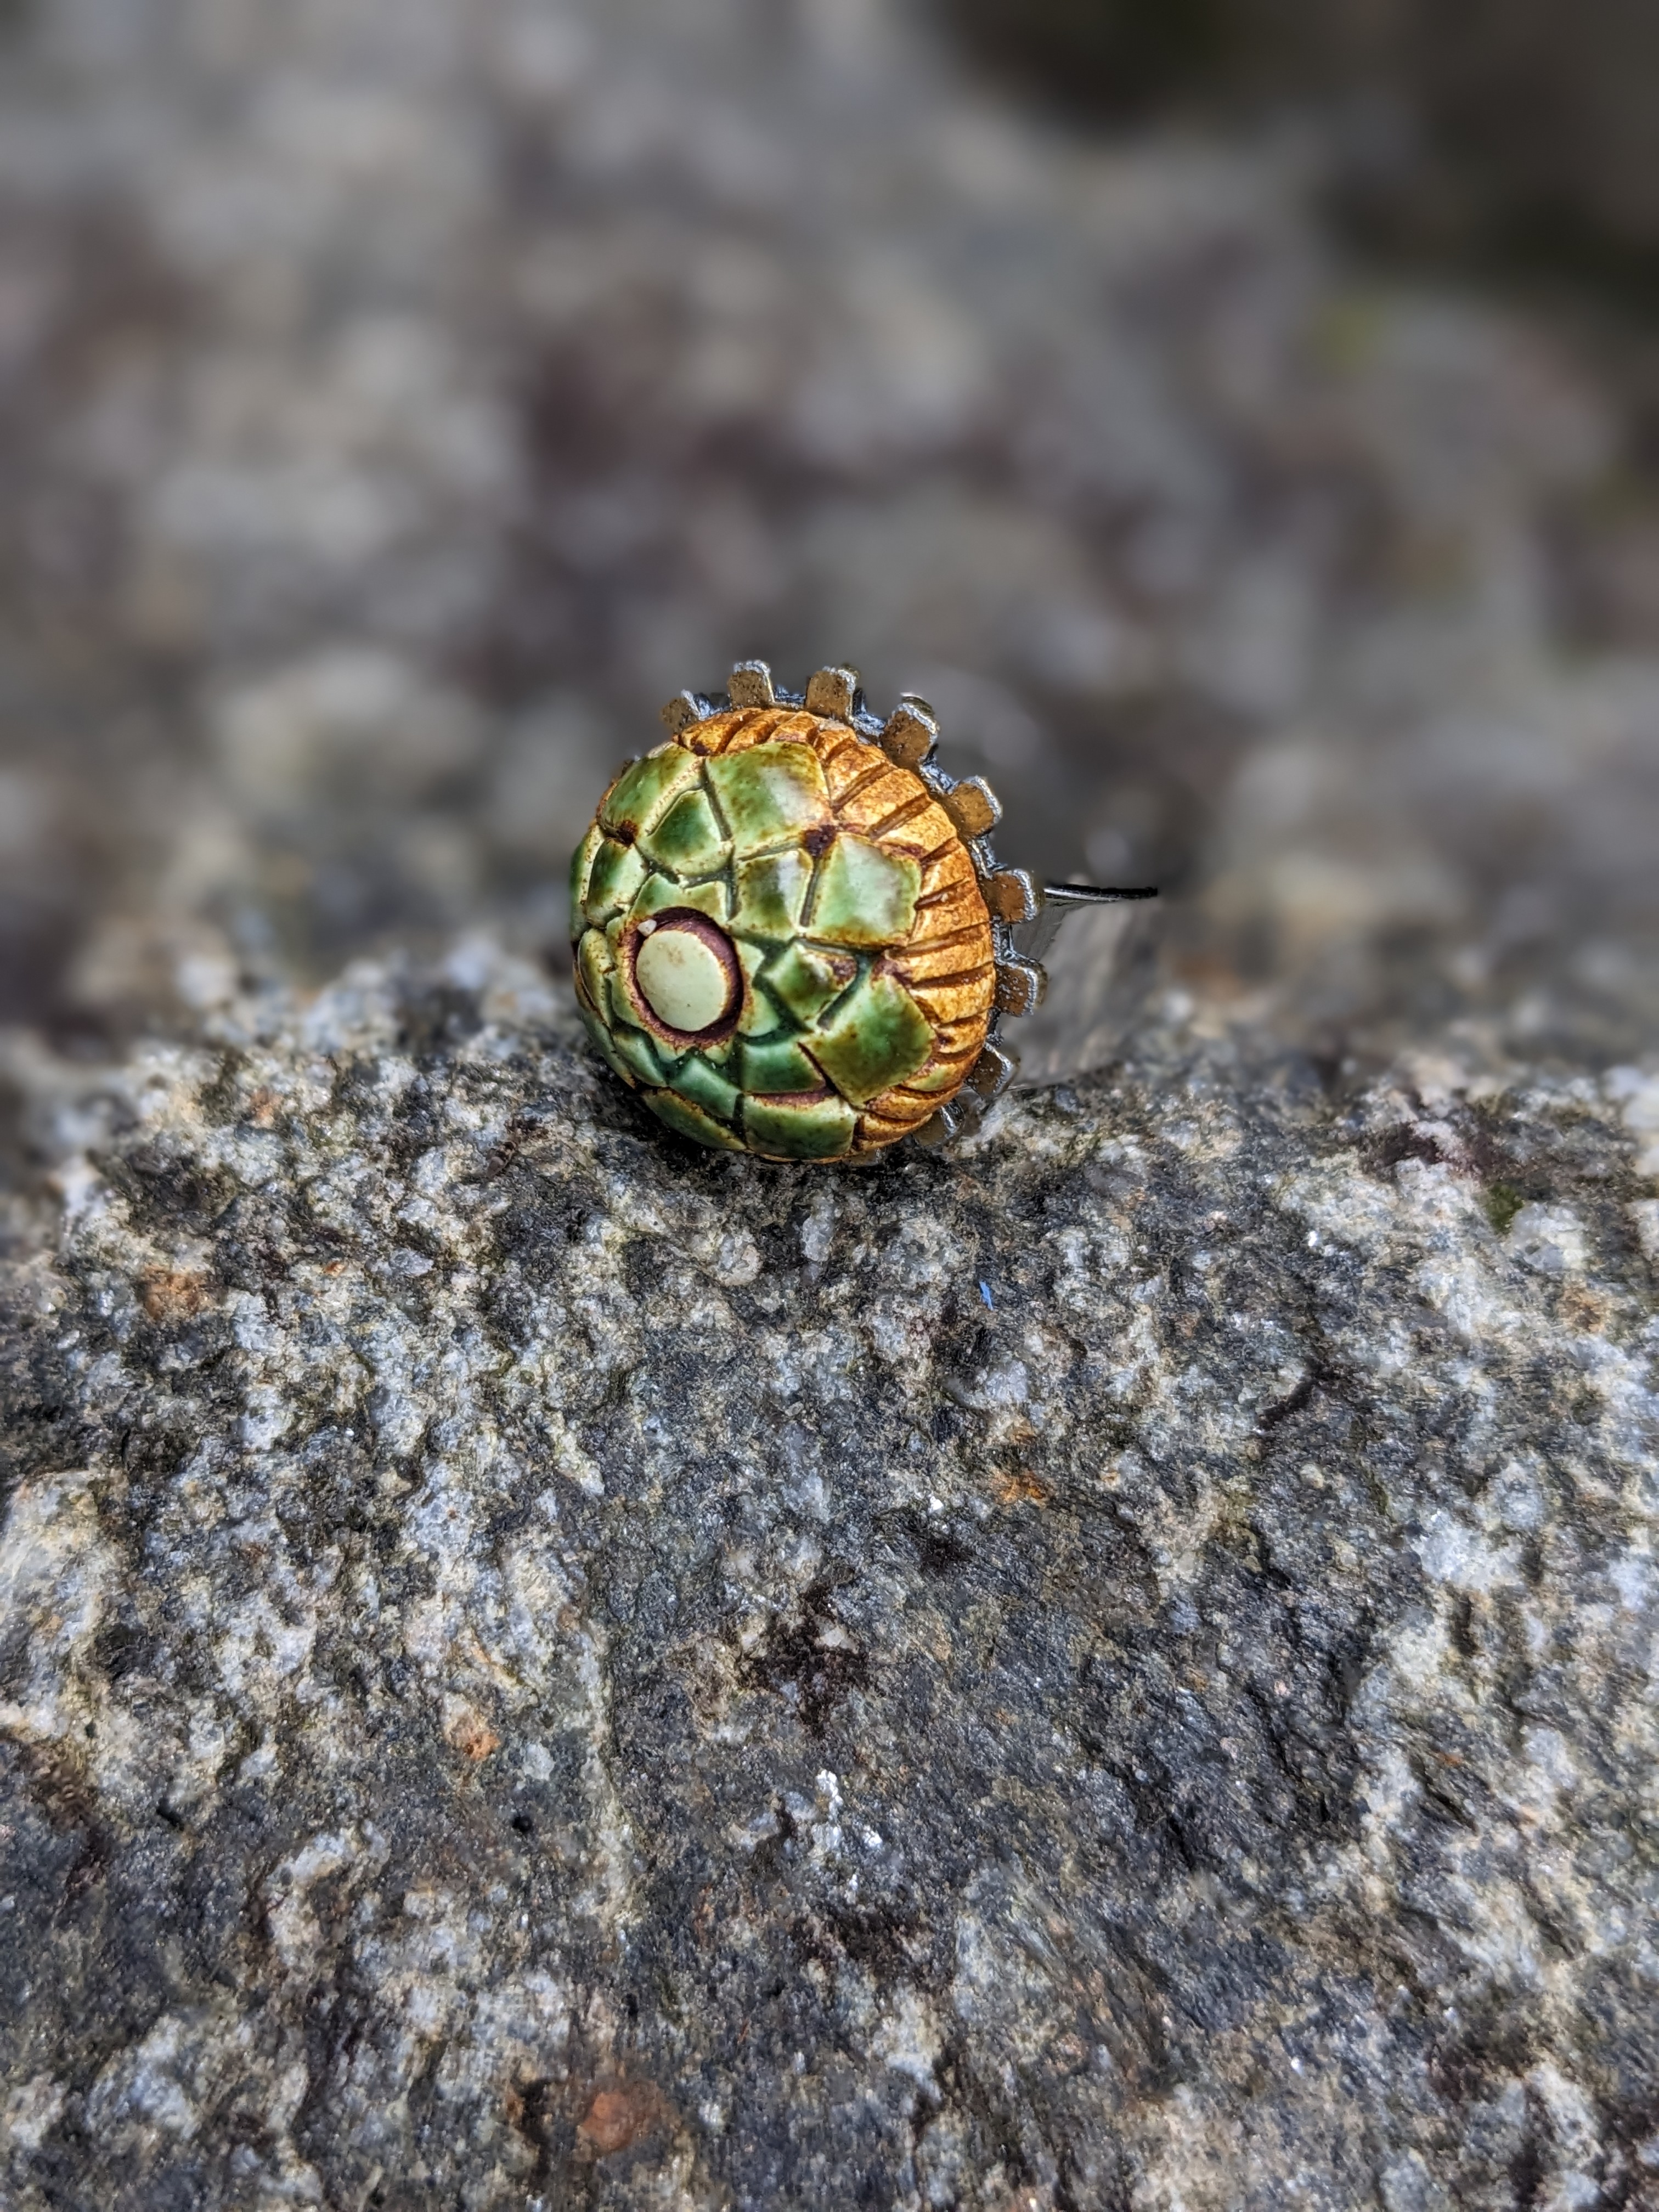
left=1015, top=883, right=1160, bottom=966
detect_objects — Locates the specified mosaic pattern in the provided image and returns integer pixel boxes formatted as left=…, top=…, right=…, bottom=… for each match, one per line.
left=571, top=702, right=998, bottom=1159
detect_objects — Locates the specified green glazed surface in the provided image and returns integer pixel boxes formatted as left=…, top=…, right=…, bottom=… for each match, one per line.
left=572, top=738, right=937, bottom=1158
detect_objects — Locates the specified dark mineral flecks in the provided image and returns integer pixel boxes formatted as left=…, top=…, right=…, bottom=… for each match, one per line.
left=0, top=949, right=1655, bottom=2209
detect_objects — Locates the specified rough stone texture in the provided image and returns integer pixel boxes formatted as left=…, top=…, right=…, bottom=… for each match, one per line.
left=4, top=2, right=1659, bottom=2203
left=2, top=950, right=1657, bottom=2208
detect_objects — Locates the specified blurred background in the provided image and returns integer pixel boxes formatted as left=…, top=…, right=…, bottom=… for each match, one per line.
left=0, top=0, right=1656, bottom=1082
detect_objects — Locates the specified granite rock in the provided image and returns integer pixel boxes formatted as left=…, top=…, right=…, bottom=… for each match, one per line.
left=1, top=950, right=1656, bottom=2209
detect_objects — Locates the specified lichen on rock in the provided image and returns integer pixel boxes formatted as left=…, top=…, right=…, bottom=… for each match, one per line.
left=1, top=949, right=1655, bottom=2209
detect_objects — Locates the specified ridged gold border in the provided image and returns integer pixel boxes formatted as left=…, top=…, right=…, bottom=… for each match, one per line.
left=678, top=707, right=996, bottom=1154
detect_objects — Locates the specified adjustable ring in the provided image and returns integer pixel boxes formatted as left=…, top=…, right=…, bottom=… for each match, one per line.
left=569, top=663, right=1157, bottom=1161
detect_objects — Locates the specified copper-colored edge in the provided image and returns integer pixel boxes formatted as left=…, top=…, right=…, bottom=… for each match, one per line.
left=650, top=707, right=995, bottom=1154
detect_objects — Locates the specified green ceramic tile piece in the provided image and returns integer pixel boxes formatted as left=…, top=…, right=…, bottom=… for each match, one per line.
left=647, top=1088, right=747, bottom=1153
left=610, top=1021, right=669, bottom=1087
left=742, top=1091, right=856, bottom=1160
left=579, top=1002, right=633, bottom=1085
left=738, top=1035, right=822, bottom=1094
left=606, top=958, right=643, bottom=1034
left=638, top=786, right=729, bottom=877
left=765, top=941, right=854, bottom=1026
left=704, top=742, right=831, bottom=850
left=731, top=848, right=814, bottom=939
left=630, top=873, right=730, bottom=926
left=577, top=927, right=614, bottom=1014
left=570, top=822, right=603, bottom=929
left=806, top=834, right=921, bottom=949
left=808, top=969, right=933, bottom=1105
left=583, top=835, right=646, bottom=923
left=672, top=1055, right=741, bottom=1122
left=731, top=933, right=769, bottom=988
left=732, top=939, right=776, bottom=1036
left=599, top=744, right=702, bottom=841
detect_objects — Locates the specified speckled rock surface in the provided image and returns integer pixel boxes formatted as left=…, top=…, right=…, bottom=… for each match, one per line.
left=3, top=3, right=1658, bottom=2202
left=2, top=951, right=1656, bottom=2209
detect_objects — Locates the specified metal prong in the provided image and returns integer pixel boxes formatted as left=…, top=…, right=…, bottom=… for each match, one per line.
left=994, top=956, right=1047, bottom=1017
left=983, top=867, right=1039, bottom=924
left=915, top=1095, right=986, bottom=1148
left=913, top=1102, right=962, bottom=1148
left=805, top=665, right=861, bottom=722
left=729, top=661, right=776, bottom=709
left=1020, top=881, right=1160, bottom=963
left=880, top=696, right=938, bottom=769
left=661, top=690, right=707, bottom=735
left=968, top=1041, right=1019, bottom=1098
left=1042, top=882, right=1160, bottom=904
left=943, top=776, right=1002, bottom=839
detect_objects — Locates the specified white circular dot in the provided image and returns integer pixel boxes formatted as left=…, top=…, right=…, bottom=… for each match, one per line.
left=635, top=924, right=733, bottom=1034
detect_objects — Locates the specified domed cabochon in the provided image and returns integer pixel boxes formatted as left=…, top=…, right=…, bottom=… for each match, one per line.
left=571, top=705, right=996, bottom=1159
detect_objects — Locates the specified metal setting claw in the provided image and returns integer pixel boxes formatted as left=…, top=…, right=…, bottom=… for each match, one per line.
left=1017, top=881, right=1161, bottom=967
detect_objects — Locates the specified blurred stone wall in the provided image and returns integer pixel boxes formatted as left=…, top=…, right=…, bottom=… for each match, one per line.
left=1387, top=0, right=1659, bottom=259
left=951, top=0, right=1659, bottom=261
left=0, top=0, right=1655, bottom=1092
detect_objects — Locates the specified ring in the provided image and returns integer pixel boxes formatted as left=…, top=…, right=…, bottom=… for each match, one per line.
left=569, top=663, right=1157, bottom=1161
